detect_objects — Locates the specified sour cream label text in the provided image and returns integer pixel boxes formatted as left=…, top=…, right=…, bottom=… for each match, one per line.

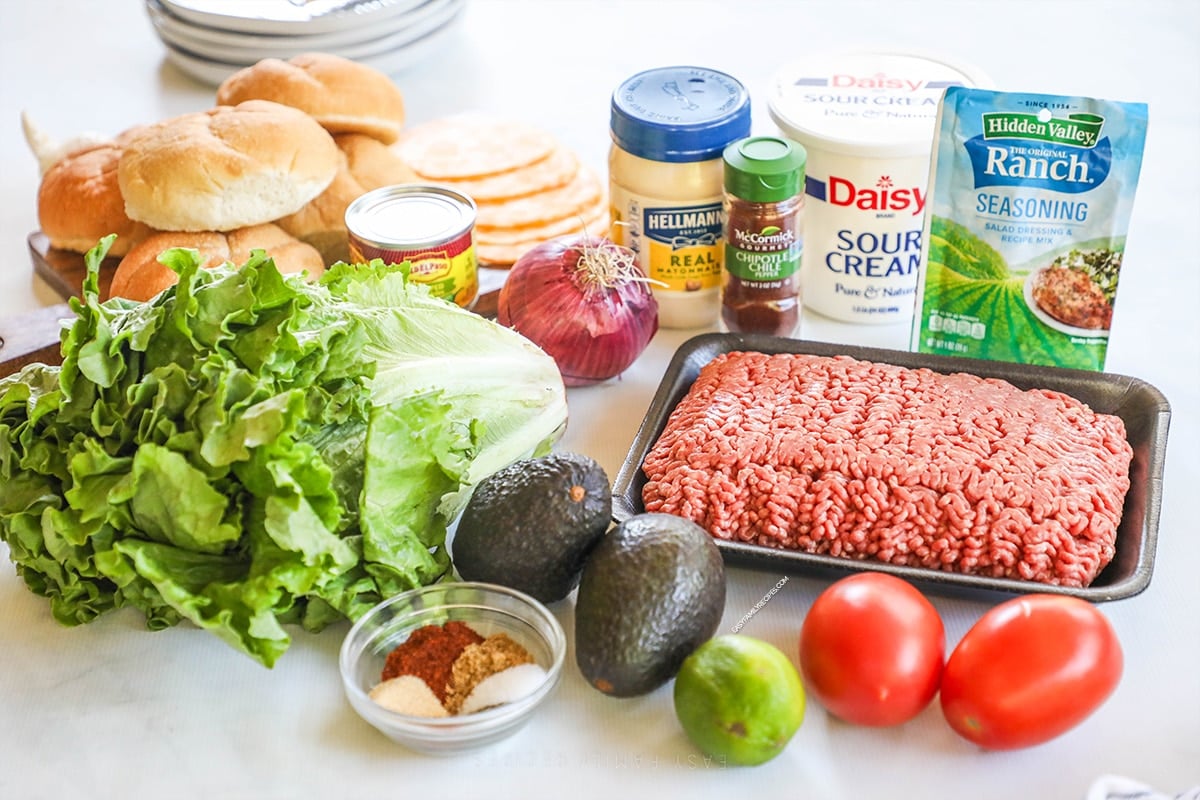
left=802, top=171, right=924, bottom=320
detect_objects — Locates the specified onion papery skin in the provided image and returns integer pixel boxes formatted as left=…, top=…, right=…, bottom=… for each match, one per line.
left=497, top=236, right=659, bottom=387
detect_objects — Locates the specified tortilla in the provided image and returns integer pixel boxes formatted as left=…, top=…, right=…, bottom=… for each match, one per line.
left=393, top=112, right=610, bottom=266
left=432, top=147, right=579, bottom=202
left=476, top=204, right=611, bottom=266
left=394, top=113, right=558, bottom=180
left=475, top=166, right=603, bottom=229
left=475, top=194, right=608, bottom=245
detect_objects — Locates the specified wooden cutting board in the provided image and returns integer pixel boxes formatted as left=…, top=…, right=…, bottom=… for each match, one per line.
left=0, top=234, right=85, bottom=377
left=1, top=232, right=504, bottom=379
left=28, top=230, right=118, bottom=300
left=0, top=302, right=71, bottom=378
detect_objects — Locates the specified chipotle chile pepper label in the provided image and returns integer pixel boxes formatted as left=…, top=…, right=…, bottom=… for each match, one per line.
left=721, top=198, right=803, bottom=335
left=725, top=222, right=802, bottom=281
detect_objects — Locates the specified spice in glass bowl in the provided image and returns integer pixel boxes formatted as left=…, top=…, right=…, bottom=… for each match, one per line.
left=380, top=620, right=483, bottom=704
left=368, top=676, right=449, bottom=718
left=368, top=621, right=548, bottom=717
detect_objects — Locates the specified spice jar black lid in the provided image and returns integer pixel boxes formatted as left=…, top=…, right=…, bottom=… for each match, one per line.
left=723, top=136, right=807, bottom=202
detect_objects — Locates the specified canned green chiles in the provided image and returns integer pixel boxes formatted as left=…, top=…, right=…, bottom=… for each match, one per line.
left=346, top=184, right=480, bottom=308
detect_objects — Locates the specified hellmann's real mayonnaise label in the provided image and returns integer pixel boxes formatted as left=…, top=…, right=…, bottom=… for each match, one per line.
left=768, top=51, right=992, bottom=324
left=611, top=191, right=724, bottom=293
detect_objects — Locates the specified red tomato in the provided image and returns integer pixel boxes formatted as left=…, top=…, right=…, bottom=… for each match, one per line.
left=940, top=594, right=1123, bottom=750
left=798, top=572, right=945, bottom=727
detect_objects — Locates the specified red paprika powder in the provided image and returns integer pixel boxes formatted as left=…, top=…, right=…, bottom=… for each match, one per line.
left=381, top=621, right=484, bottom=702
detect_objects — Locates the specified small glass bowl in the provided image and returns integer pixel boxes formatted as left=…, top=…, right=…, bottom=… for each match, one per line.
left=339, top=581, right=566, bottom=756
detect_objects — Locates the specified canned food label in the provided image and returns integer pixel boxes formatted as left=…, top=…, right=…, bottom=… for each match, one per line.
left=349, top=239, right=479, bottom=308
left=345, top=184, right=479, bottom=308
left=611, top=185, right=724, bottom=292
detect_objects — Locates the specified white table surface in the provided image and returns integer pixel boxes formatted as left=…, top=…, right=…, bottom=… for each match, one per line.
left=1, top=2, right=1198, bottom=798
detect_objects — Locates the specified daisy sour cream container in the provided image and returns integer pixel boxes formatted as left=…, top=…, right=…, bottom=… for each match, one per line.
left=768, top=51, right=991, bottom=324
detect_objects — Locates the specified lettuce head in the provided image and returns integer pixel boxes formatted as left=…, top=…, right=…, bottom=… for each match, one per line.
left=0, top=238, right=567, bottom=666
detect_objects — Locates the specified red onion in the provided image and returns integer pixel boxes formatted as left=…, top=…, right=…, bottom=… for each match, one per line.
left=497, top=234, right=659, bottom=387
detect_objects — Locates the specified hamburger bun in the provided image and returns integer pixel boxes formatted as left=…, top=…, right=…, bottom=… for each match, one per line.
left=109, top=223, right=325, bottom=302
left=22, top=110, right=112, bottom=177
left=117, top=100, right=339, bottom=233
left=275, top=132, right=418, bottom=263
left=37, top=131, right=156, bottom=257
left=216, top=53, right=406, bottom=145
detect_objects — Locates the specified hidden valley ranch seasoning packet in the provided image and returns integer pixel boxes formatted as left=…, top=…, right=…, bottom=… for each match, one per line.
left=911, top=87, right=1148, bottom=370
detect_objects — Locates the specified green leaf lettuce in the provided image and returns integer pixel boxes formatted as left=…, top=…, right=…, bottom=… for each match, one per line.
left=0, top=238, right=567, bottom=666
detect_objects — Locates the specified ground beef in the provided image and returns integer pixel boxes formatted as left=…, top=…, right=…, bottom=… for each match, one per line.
left=641, top=351, right=1133, bottom=588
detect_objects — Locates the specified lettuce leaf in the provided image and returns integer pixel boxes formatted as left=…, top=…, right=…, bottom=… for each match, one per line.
left=0, top=238, right=567, bottom=666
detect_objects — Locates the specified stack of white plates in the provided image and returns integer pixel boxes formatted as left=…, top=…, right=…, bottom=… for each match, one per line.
left=147, top=0, right=467, bottom=86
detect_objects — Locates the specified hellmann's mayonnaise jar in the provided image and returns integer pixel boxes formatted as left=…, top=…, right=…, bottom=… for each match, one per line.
left=609, top=66, right=752, bottom=329
left=768, top=50, right=992, bottom=325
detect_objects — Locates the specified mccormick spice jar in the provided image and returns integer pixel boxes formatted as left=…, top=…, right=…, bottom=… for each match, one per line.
left=767, top=50, right=991, bottom=324
left=609, top=66, right=752, bottom=329
left=721, top=136, right=807, bottom=337
left=346, top=184, right=479, bottom=308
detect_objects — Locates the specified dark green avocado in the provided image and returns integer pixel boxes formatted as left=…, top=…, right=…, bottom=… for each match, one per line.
left=452, top=452, right=612, bottom=603
left=574, top=512, right=725, bottom=697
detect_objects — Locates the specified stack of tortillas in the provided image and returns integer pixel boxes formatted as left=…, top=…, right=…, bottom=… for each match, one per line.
left=393, top=113, right=609, bottom=266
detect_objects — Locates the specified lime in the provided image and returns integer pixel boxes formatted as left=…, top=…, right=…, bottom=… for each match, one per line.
left=673, top=634, right=806, bottom=766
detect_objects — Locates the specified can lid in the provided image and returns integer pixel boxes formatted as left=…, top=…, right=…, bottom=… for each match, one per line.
left=767, top=50, right=993, bottom=158
left=723, top=136, right=807, bottom=203
left=610, top=66, right=752, bottom=163
left=345, top=185, right=476, bottom=248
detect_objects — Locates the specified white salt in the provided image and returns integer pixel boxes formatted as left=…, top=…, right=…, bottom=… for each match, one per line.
left=460, top=663, right=548, bottom=715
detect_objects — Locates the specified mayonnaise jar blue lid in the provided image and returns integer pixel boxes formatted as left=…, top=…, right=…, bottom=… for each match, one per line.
left=610, top=66, right=752, bottom=163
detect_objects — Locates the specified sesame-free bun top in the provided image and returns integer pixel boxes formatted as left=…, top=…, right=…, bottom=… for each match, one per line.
left=37, top=131, right=156, bottom=257
left=108, top=223, right=325, bottom=303
left=117, top=100, right=339, bottom=233
left=275, top=132, right=418, bottom=263
left=216, top=53, right=406, bottom=145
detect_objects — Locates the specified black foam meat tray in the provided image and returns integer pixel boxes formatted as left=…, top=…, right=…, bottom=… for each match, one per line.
left=611, top=333, right=1171, bottom=603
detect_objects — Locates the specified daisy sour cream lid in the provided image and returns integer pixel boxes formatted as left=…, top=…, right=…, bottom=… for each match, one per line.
left=767, top=50, right=993, bottom=158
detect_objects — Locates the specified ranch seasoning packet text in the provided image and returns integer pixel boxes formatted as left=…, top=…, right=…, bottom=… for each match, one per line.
left=910, top=87, right=1148, bottom=370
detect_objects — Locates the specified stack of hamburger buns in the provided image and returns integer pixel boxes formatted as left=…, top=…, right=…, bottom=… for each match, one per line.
left=32, top=53, right=412, bottom=302
left=214, top=52, right=417, bottom=264
left=35, top=127, right=155, bottom=258
left=30, top=51, right=607, bottom=303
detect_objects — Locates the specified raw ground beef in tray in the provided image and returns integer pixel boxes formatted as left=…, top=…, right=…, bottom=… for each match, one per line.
left=641, top=351, right=1134, bottom=587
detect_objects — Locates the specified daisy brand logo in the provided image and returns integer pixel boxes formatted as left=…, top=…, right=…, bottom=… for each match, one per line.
left=823, top=175, right=927, bottom=216
left=831, top=72, right=925, bottom=91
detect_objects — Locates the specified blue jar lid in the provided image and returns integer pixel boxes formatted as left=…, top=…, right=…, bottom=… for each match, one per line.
left=610, top=66, right=752, bottom=163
